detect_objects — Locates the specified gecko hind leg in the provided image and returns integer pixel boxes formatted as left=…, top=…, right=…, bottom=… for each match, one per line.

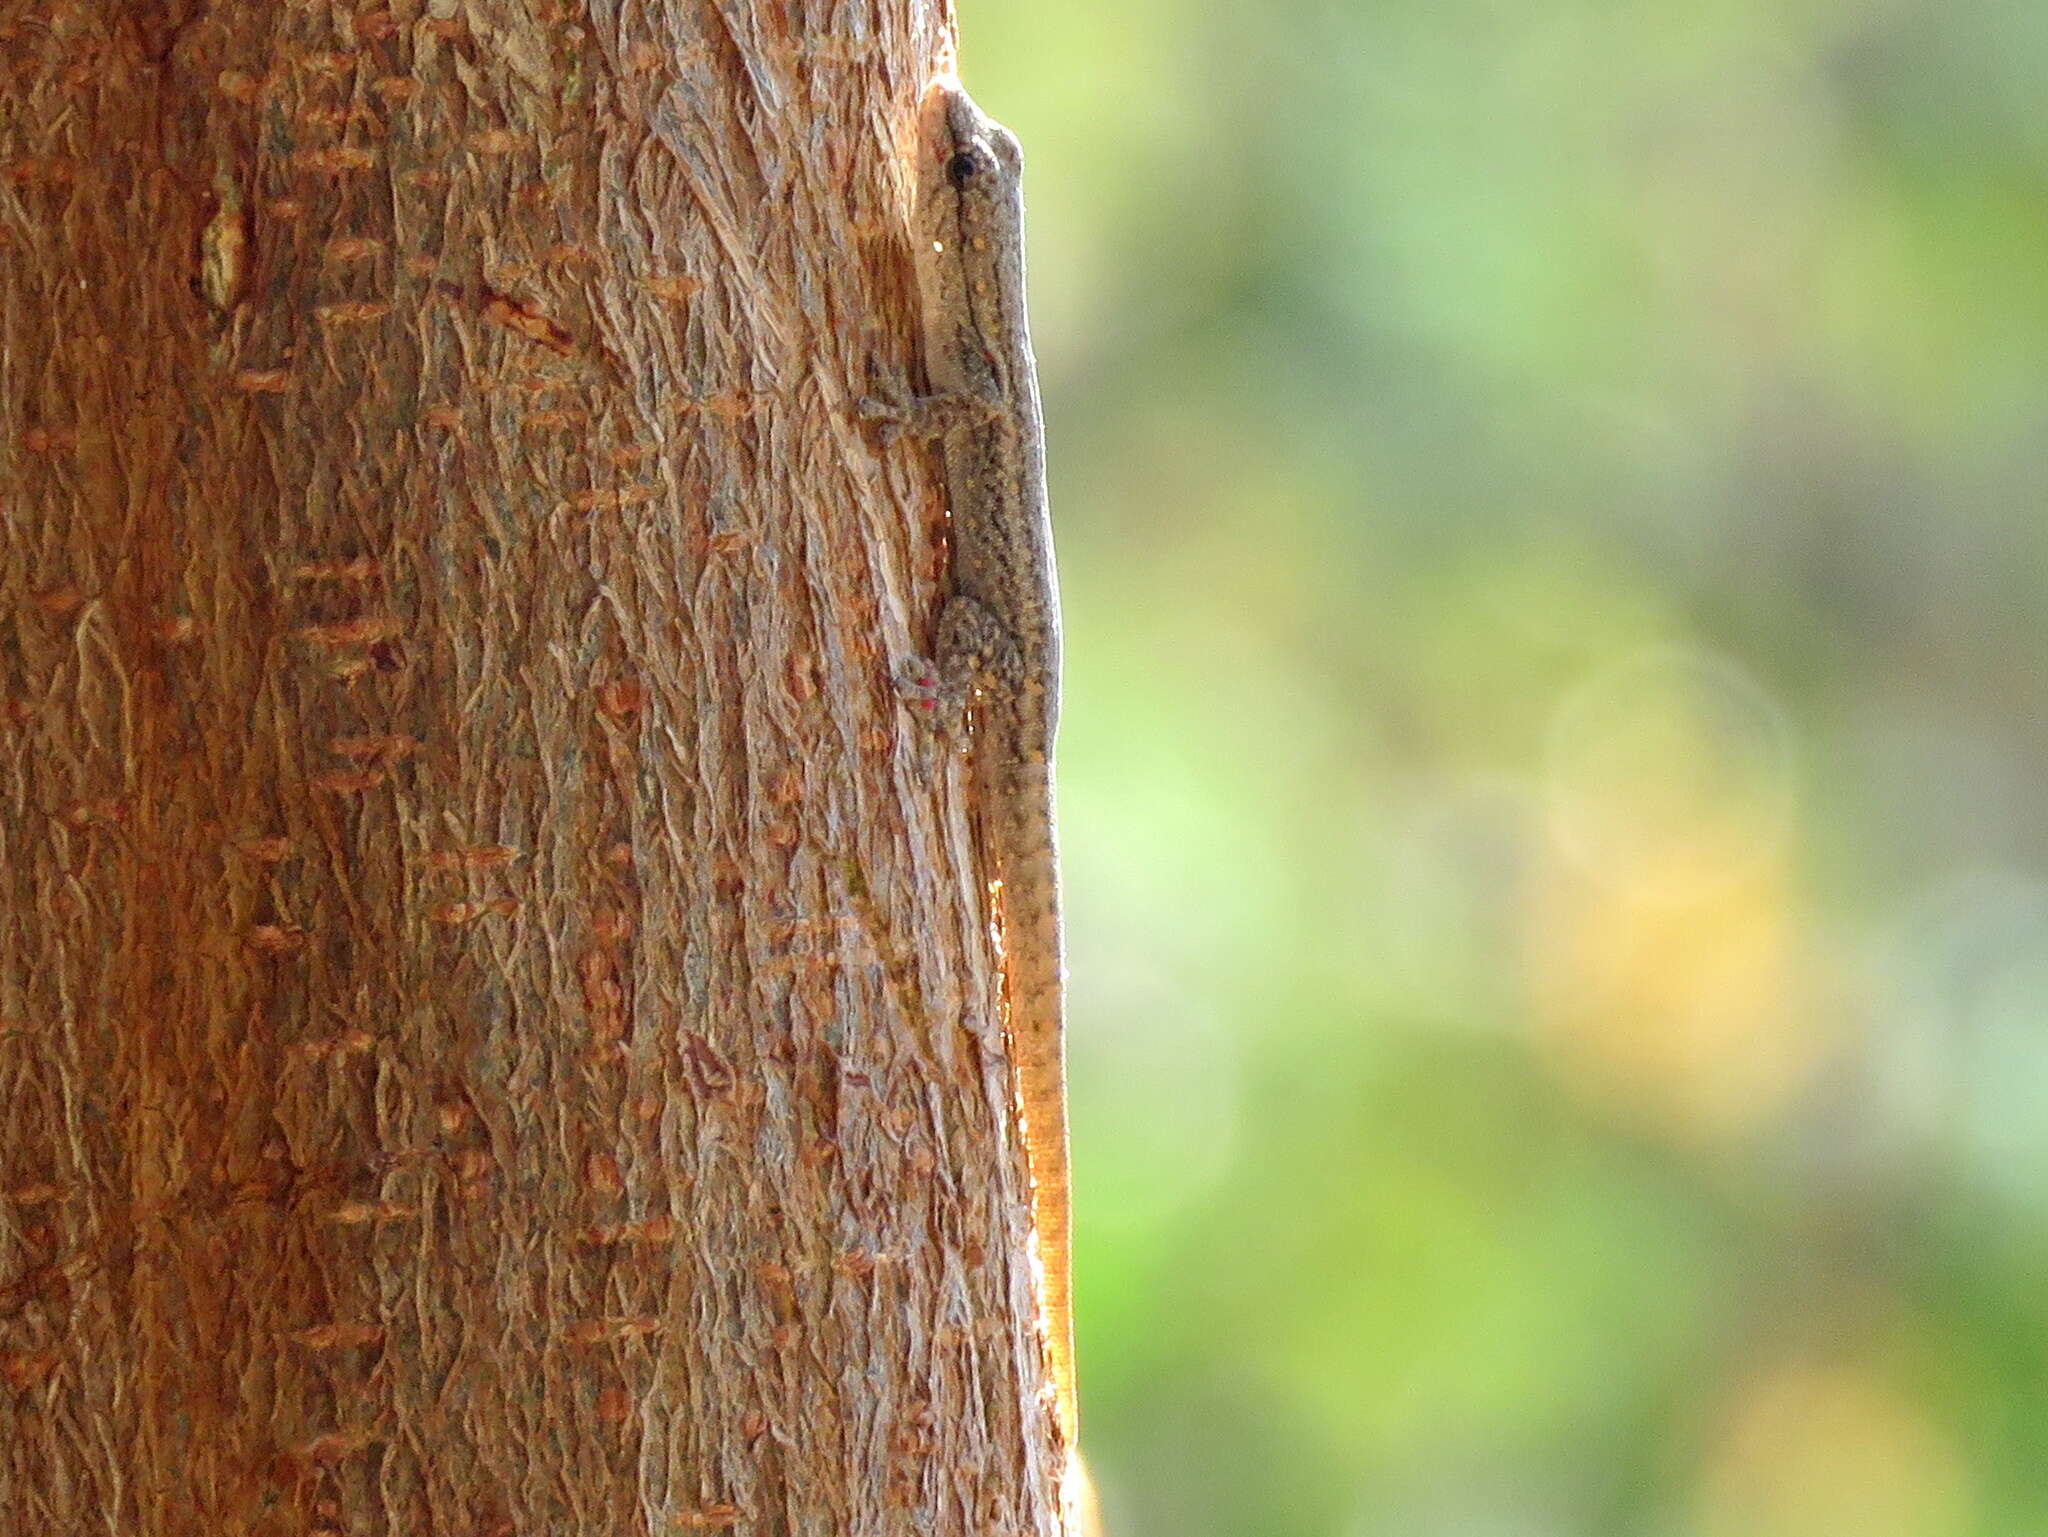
left=896, top=593, right=1020, bottom=739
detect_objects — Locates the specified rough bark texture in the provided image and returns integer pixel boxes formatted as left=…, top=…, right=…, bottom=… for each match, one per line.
left=0, top=2, right=1064, bottom=1533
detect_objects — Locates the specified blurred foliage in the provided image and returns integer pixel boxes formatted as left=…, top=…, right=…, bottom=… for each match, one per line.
left=950, top=0, right=2048, bottom=1532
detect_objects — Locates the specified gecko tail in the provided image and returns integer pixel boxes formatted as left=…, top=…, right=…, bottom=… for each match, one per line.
left=1063, top=1447, right=1104, bottom=1537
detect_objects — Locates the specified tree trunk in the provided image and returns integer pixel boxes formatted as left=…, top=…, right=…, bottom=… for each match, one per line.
left=0, top=3, right=1064, bottom=1532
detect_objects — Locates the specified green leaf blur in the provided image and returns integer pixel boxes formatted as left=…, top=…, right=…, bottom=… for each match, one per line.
left=954, top=0, right=2048, bottom=1532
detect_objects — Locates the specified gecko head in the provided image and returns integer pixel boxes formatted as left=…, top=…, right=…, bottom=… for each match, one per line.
left=919, top=81, right=1024, bottom=236
left=940, top=99, right=1021, bottom=189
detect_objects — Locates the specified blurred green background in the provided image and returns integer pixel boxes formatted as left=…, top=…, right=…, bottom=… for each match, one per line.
left=953, top=1, right=2048, bottom=1533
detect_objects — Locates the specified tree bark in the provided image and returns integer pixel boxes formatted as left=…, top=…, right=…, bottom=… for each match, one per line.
left=0, top=3, right=1063, bottom=1532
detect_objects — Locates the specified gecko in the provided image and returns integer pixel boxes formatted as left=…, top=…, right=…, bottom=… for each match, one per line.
left=873, top=79, right=1081, bottom=1494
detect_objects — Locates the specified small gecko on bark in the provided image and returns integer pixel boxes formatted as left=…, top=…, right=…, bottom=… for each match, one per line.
left=873, top=80, right=1080, bottom=1500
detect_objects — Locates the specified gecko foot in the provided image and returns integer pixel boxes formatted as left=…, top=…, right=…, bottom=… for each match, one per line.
left=858, top=393, right=917, bottom=447
left=893, top=655, right=967, bottom=740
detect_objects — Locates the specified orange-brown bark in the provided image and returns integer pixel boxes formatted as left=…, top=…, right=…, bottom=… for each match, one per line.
left=0, top=2, right=1063, bottom=1531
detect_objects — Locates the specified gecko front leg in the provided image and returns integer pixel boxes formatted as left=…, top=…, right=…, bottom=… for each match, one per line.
left=859, top=383, right=1006, bottom=448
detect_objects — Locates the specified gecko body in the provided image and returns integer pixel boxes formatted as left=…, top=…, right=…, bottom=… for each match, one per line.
left=888, top=81, right=1077, bottom=1470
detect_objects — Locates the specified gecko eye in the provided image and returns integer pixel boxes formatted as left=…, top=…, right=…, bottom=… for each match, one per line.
left=946, top=151, right=979, bottom=187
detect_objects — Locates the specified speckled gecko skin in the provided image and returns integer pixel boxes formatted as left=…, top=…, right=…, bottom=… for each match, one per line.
left=885, top=79, right=1079, bottom=1494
